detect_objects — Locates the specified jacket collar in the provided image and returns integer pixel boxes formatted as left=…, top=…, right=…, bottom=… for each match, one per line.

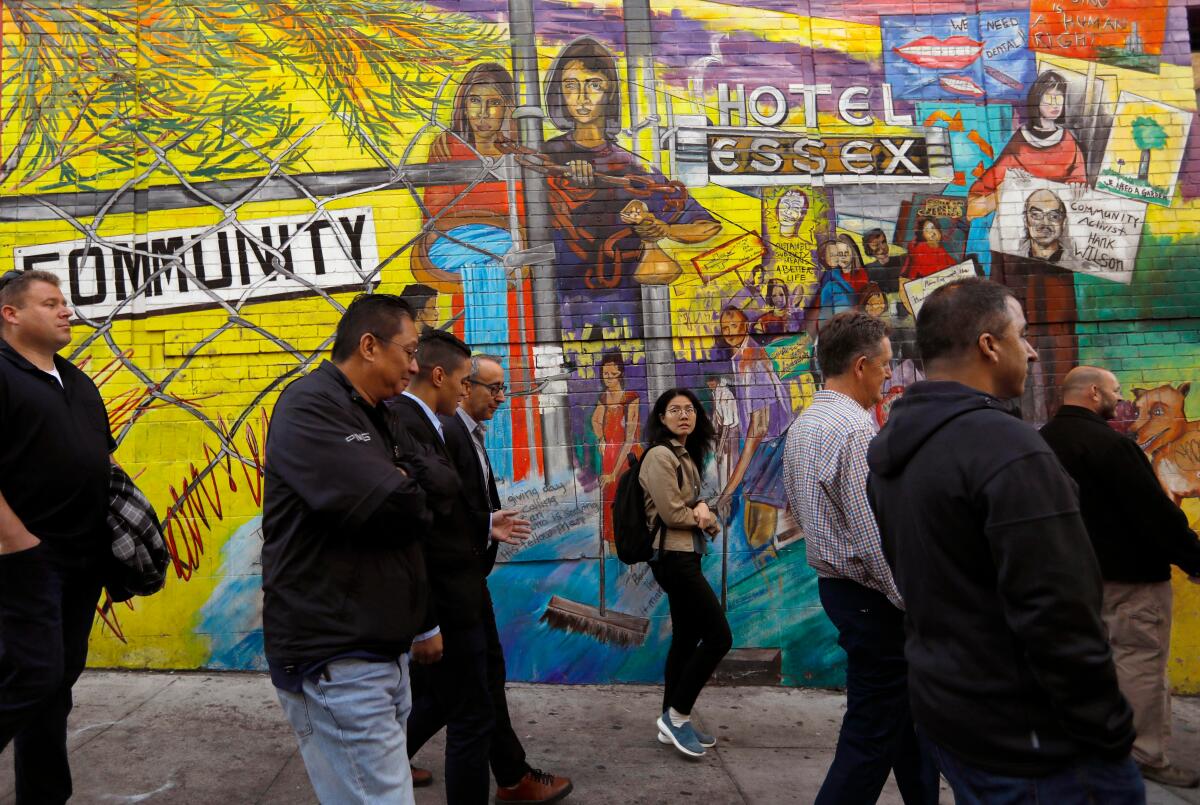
left=667, top=437, right=691, bottom=457
left=317, top=360, right=381, bottom=411
left=318, top=359, right=354, bottom=391
left=1054, top=404, right=1108, bottom=426
left=0, top=338, right=68, bottom=376
left=390, top=391, right=450, bottom=453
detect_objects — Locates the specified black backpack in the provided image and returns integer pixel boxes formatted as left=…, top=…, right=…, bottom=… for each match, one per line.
left=611, top=442, right=682, bottom=565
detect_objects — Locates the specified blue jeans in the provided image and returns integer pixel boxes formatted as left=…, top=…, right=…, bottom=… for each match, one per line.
left=931, top=742, right=1146, bottom=805
left=815, top=578, right=939, bottom=805
left=276, top=656, right=415, bottom=805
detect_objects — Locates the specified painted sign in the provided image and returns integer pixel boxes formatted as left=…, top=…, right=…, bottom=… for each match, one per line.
left=901, top=260, right=978, bottom=314
left=1029, top=0, right=1167, bottom=72
left=14, top=209, right=379, bottom=320
left=677, top=125, right=951, bottom=187
left=1096, top=92, right=1193, bottom=207
left=991, top=175, right=1146, bottom=283
left=882, top=12, right=1036, bottom=102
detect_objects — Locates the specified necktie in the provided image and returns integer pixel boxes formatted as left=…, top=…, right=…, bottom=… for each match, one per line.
left=473, top=423, right=492, bottom=484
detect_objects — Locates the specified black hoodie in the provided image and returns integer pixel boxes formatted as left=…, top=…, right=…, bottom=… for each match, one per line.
left=866, top=381, right=1133, bottom=776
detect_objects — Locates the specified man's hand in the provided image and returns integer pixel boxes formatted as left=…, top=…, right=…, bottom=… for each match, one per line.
left=0, top=529, right=40, bottom=556
left=412, top=633, right=443, bottom=665
left=693, top=500, right=717, bottom=531
left=491, top=509, right=532, bottom=545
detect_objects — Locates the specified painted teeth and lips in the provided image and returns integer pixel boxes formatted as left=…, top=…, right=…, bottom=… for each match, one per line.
left=940, top=74, right=986, bottom=97
left=893, top=36, right=983, bottom=69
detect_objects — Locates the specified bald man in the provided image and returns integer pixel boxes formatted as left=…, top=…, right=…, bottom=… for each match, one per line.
left=1023, top=189, right=1072, bottom=265
left=1041, top=366, right=1200, bottom=789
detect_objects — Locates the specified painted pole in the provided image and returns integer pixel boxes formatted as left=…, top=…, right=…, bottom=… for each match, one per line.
left=622, top=0, right=677, bottom=404
left=508, top=0, right=573, bottom=486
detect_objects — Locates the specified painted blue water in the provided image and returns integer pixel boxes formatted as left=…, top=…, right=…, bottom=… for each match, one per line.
left=197, top=516, right=266, bottom=671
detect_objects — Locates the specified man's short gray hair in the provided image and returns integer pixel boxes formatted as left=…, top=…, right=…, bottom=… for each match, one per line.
left=470, top=353, right=504, bottom=378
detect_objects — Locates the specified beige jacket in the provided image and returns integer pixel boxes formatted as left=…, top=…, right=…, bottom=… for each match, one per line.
left=638, top=440, right=711, bottom=553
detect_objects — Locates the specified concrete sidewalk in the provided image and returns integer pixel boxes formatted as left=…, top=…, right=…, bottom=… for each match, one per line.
left=1, top=672, right=1197, bottom=805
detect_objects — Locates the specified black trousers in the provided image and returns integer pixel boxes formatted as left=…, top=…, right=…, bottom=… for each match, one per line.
left=0, top=544, right=102, bottom=805
left=482, top=585, right=531, bottom=787
left=815, top=577, right=939, bottom=805
left=649, top=550, right=732, bottom=715
left=407, top=622, right=495, bottom=805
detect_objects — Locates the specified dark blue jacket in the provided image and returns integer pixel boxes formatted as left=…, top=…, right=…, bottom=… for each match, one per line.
left=867, top=381, right=1133, bottom=776
left=262, top=361, right=431, bottom=665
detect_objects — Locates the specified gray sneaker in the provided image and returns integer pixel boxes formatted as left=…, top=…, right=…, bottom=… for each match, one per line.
left=658, top=726, right=716, bottom=747
left=656, top=711, right=706, bottom=758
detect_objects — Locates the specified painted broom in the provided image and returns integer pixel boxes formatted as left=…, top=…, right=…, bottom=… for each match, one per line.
left=541, top=471, right=650, bottom=647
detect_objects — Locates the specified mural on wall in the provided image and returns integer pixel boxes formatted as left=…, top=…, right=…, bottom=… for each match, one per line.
left=2, top=0, right=1199, bottom=690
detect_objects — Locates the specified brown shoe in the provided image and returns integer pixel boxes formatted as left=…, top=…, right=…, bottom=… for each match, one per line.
left=1139, top=763, right=1200, bottom=788
left=411, top=765, right=434, bottom=788
left=495, top=768, right=573, bottom=803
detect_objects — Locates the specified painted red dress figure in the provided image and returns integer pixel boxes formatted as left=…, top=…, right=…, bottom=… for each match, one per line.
left=591, top=352, right=640, bottom=543
left=901, top=218, right=958, bottom=280
left=969, top=70, right=1087, bottom=419
left=968, top=127, right=1086, bottom=203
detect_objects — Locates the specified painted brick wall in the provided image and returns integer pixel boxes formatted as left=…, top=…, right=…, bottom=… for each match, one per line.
left=2, top=0, right=1199, bottom=691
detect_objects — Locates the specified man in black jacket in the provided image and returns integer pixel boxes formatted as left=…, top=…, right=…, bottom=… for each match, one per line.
left=867, top=278, right=1140, bottom=803
left=390, top=330, right=529, bottom=805
left=441, top=354, right=572, bottom=803
left=263, top=293, right=432, bottom=804
left=0, top=270, right=114, bottom=804
left=1041, top=365, right=1200, bottom=789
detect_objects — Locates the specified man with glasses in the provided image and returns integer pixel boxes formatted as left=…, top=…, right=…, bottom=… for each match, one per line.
left=0, top=269, right=115, bottom=804
left=263, top=293, right=434, bottom=804
left=783, top=311, right=939, bottom=804
left=390, top=331, right=531, bottom=805
left=1022, top=188, right=1076, bottom=267
left=438, top=354, right=573, bottom=802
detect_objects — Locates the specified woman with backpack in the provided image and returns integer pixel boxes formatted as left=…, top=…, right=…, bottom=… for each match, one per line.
left=640, top=388, right=730, bottom=759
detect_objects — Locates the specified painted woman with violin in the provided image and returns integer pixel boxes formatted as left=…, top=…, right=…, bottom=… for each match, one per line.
left=538, top=37, right=720, bottom=336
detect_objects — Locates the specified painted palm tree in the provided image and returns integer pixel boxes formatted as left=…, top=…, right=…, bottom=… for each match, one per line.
left=1132, top=116, right=1168, bottom=182
left=1, top=0, right=506, bottom=191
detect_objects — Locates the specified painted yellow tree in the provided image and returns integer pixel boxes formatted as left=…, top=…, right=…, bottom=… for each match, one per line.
left=1, top=0, right=506, bottom=192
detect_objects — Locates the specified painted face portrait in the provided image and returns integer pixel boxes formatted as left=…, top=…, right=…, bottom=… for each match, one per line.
left=466, top=84, right=508, bottom=137
left=449, top=62, right=516, bottom=146
left=769, top=284, right=788, bottom=309
left=866, top=235, right=890, bottom=261
left=921, top=219, right=941, bottom=246
left=719, top=308, right=749, bottom=346
left=600, top=360, right=623, bottom=391
left=1039, top=88, right=1065, bottom=127
left=1024, top=190, right=1066, bottom=250
left=561, top=61, right=609, bottom=127
left=777, top=191, right=808, bottom=229
left=833, top=242, right=853, bottom=269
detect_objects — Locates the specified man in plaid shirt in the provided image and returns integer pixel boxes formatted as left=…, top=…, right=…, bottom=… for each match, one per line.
left=783, top=311, right=938, bottom=805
